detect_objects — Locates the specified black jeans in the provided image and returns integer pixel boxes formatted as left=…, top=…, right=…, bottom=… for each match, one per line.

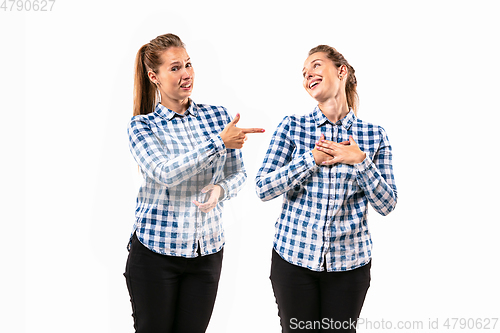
left=124, top=233, right=223, bottom=333
left=270, top=249, right=371, bottom=333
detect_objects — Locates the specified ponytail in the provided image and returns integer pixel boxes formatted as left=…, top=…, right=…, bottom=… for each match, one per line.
left=133, top=44, right=157, bottom=116
left=344, top=63, right=359, bottom=116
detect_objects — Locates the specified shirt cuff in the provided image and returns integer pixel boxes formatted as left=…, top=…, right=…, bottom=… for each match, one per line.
left=209, top=134, right=226, bottom=155
left=354, top=155, right=380, bottom=191
left=218, top=181, right=229, bottom=202
left=354, top=154, right=371, bottom=173
left=304, top=150, right=319, bottom=172
left=292, top=151, right=319, bottom=185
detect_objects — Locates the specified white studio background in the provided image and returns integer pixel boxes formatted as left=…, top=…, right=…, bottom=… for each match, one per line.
left=1, top=0, right=499, bottom=332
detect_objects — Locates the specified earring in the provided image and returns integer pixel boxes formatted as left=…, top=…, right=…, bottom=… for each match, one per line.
left=156, top=88, right=161, bottom=103
left=339, top=75, right=343, bottom=80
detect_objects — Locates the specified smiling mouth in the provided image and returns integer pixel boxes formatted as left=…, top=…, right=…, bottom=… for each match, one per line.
left=181, top=83, right=192, bottom=89
left=309, top=80, right=321, bottom=89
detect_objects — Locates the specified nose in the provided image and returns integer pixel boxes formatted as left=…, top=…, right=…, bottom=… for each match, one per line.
left=304, top=68, right=313, bottom=80
left=182, top=67, right=192, bottom=79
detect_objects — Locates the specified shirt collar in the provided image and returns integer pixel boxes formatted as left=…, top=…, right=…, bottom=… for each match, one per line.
left=154, top=100, right=198, bottom=120
left=313, top=105, right=356, bottom=130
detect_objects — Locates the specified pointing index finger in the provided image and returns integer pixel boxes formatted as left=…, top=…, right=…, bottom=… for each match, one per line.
left=240, top=128, right=266, bottom=134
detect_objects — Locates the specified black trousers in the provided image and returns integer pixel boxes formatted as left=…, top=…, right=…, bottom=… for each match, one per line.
left=124, top=233, right=223, bottom=333
left=270, top=249, right=371, bottom=333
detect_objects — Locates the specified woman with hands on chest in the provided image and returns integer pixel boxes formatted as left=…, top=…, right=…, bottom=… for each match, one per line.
left=255, top=45, right=398, bottom=332
left=307, top=48, right=365, bottom=167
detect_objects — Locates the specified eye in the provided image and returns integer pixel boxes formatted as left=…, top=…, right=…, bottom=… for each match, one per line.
left=314, top=63, right=320, bottom=69
left=171, top=66, right=179, bottom=72
left=186, top=62, right=192, bottom=68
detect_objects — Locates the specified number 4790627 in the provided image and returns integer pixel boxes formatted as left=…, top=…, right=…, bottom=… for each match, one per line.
left=1, top=0, right=56, bottom=11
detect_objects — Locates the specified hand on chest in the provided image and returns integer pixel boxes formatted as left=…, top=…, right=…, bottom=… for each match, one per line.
left=292, top=125, right=374, bottom=160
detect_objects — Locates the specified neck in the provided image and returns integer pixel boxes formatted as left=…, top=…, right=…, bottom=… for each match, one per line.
left=161, top=97, right=190, bottom=115
left=318, top=95, right=349, bottom=123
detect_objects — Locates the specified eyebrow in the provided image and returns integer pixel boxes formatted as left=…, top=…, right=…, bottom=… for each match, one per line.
left=169, top=58, right=191, bottom=66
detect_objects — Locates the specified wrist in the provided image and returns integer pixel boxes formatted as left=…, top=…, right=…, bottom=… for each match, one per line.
left=216, top=184, right=225, bottom=200
left=311, top=149, right=321, bottom=165
left=354, top=152, right=366, bottom=164
left=219, top=132, right=226, bottom=144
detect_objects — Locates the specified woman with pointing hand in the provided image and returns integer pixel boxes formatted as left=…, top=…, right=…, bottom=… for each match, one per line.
left=124, top=33, right=264, bottom=333
left=256, top=45, right=397, bottom=332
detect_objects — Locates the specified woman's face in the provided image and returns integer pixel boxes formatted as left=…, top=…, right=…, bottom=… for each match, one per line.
left=151, top=47, right=194, bottom=107
left=302, top=52, right=343, bottom=103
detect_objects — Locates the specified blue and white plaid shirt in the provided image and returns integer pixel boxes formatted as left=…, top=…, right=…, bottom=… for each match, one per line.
left=127, top=101, right=246, bottom=257
left=255, top=107, right=397, bottom=272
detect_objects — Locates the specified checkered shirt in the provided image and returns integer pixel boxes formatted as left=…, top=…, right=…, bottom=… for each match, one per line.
left=255, top=107, right=397, bottom=271
left=127, top=101, right=246, bottom=257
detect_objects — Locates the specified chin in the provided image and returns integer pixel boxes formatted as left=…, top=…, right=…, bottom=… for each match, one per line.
left=179, top=91, right=192, bottom=99
left=308, top=90, right=321, bottom=101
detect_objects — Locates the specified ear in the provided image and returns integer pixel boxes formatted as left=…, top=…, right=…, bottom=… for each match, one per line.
left=338, top=65, right=348, bottom=78
left=148, top=70, right=159, bottom=85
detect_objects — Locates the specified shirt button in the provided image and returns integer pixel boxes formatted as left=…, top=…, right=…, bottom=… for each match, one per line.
left=335, top=120, right=342, bottom=126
